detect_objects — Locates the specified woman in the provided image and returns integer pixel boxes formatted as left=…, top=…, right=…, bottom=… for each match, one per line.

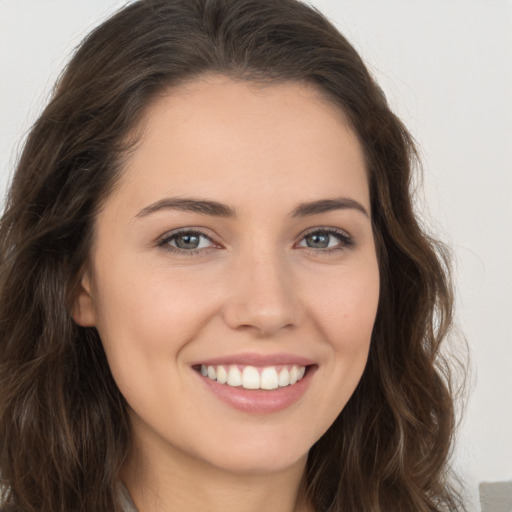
left=0, top=0, right=464, bottom=511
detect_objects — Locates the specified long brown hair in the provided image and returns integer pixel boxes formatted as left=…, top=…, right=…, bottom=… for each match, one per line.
left=0, top=1, right=465, bottom=510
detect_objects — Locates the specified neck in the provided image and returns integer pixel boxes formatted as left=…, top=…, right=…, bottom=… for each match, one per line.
left=121, top=424, right=312, bottom=512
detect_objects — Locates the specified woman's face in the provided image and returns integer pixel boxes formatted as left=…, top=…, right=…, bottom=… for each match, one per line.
left=74, top=75, right=380, bottom=475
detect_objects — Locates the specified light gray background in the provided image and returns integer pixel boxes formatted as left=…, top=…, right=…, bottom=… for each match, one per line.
left=1, top=1, right=511, bottom=511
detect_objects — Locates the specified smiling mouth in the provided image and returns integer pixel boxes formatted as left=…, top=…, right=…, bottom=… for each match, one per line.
left=194, top=364, right=309, bottom=390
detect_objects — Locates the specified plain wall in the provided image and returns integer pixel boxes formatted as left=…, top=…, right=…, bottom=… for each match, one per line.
left=1, top=1, right=511, bottom=511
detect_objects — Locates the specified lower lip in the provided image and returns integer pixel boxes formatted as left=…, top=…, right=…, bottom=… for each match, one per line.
left=196, top=366, right=316, bottom=414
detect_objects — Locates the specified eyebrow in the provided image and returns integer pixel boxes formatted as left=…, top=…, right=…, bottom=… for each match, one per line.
left=291, top=198, right=369, bottom=218
left=136, top=196, right=369, bottom=219
left=136, top=198, right=236, bottom=218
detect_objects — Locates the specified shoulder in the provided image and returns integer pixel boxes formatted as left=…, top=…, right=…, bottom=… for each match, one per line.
left=118, top=482, right=138, bottom=512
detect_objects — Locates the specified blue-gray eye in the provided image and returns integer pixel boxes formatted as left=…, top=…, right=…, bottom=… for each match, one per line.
left=298, top=229, right=352, bottom=250
left=163, top=231, right=213, bottom=251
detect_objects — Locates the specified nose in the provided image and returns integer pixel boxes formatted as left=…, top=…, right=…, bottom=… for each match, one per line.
left=221, top=249, right=301, bottom=337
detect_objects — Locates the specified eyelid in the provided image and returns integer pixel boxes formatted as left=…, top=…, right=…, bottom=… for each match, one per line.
left=156, top=225, right=355, bottom=256
left=157, top=228, right=221, bottom=254
left=295, top=226, right=354, bottom=252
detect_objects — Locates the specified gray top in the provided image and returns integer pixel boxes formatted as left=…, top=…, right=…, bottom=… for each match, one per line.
left=118, top=482, right=138, bottom=512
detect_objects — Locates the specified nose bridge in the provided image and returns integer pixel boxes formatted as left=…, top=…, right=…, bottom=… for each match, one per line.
left=222, top=239, right=300, bottom=336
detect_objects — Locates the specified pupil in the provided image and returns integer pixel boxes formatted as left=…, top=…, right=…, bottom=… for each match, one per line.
left=176, top=234, right=199, bottom=249
left=307, top=233, right=329, bottom=248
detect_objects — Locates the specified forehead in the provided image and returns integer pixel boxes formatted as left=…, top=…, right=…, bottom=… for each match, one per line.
left=112, top=75, right=369, bottom=214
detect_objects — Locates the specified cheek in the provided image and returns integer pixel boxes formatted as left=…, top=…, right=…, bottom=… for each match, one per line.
left=297, top=262, right=379, bottom=432
left=91, top=267, right=217, bottom=426
left=91, top=263, right=218, bottom=392
left=308, top=264, right=380, bottom=353
left=95, top=263, right=209, bottom=339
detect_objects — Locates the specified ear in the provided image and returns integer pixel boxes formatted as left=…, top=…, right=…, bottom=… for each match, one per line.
left=71, top=271, right=97, bottom=327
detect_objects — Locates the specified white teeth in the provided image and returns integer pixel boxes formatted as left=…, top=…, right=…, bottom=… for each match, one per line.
left=227, top=365, right=242, bottom=387
left=260, top=367, right=279, bottom=390
left=278, top=367, right=290, bottom=387
left=200, top=363, right=307, bottom=390
left=289, top=365, right=299, bottom=385
left=216, top=365, right=228, bottom=384
left=242, top=366, right=260, bottom=389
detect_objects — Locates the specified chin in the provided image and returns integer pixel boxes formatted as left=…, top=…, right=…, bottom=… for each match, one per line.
left=208, top=448, right=308, bottom=476
left=190, top=427, right=313, bottom=476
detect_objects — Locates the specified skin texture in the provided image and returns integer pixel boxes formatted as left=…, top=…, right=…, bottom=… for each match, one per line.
left=73, top=75, right=380, bottom=512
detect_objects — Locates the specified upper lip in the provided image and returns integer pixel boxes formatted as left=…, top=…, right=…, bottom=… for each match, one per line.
left=191, top=352, right=316, bottom=367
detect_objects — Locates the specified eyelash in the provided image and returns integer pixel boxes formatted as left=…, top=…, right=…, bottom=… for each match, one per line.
left=157, top=227, right=354, bottom=256
left=157, top=229, right=217, bottom=256
left=298, top=227, right=354, bottom=254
